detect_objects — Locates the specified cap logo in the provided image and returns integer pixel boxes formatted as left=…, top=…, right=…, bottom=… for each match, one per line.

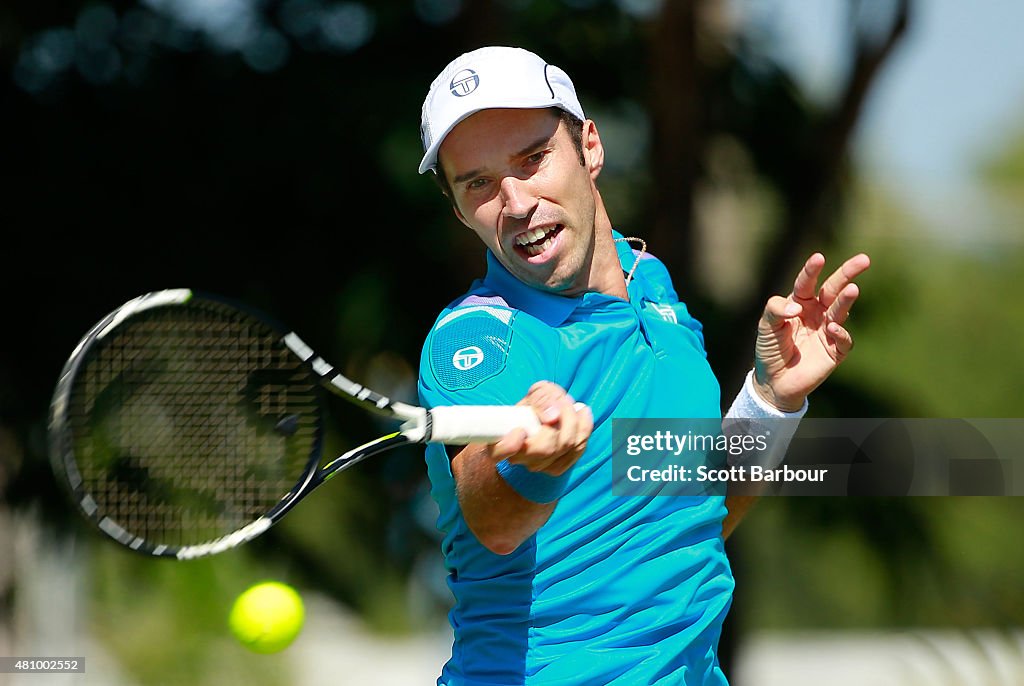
left=449, top=69, right=479, bottom=97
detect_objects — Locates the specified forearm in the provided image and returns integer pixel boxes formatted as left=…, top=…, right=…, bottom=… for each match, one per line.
left=451, top=444, right=557, bottom=555
left=445, top=382, right=589, bottom=554
left=720, top=369, right=808, bottom=538
left=722, top=495, right=758, bottom=540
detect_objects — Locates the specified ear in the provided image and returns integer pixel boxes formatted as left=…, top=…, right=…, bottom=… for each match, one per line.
left=435, top=163, right=473, bottom=228
left=452, top=202, right=472, bottom=229
left=582, top=120, right=605, bottom=180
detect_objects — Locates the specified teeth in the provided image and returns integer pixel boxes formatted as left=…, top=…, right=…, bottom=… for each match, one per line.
left=516, top=226, right=556, bottom=246
left=524, top=236, right=554, bottom=257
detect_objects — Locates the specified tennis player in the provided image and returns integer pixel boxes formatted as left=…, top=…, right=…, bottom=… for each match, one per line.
left=416, top=46, right=868, bottom=686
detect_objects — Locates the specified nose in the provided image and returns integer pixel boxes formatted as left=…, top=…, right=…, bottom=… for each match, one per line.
left=499, top=176, right=537, bottom=220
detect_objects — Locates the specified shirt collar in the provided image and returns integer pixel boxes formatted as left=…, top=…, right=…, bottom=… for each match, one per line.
left=481, top=230, right=644, bottom=327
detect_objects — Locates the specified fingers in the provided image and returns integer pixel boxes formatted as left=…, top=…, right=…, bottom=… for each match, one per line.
left=818, top=253, right=870, bottom=307
left=542, top=402, right=593, bottom=476
left=825, top=321, right=854, bottom=359
left=515, top=390, right=579, bottom=469
left=520, top=381, right=572, bottom=425
left=792, top=253, right=826, bottom=301
left=760, top=294, right=801, bottom=331
left=493, top=381, right=564, bottom=458
left=825, top=282, right=860, bottom=326
left=491, top=427, right=528, bottom=461
left=505, top=381, right=593, bottom=474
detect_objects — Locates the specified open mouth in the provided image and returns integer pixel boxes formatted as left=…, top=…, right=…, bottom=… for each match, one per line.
left=514, top=224, right=563, bottom=258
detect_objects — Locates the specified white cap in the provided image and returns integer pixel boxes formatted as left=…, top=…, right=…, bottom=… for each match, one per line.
left=418, top=46, right=586, bottom=175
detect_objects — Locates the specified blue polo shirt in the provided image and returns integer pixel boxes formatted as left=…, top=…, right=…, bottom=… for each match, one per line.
left=418, top=233, right=733, bottom=686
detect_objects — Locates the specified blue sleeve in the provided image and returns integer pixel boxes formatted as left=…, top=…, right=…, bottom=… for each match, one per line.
left=418, top=304, right=551, bottom=412
left=418, top=304, right=562, bottom=512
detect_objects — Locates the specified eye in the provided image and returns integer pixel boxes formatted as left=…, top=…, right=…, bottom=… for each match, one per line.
left=526, top=151, right=546, bottom=164
left=466, top=177, right=489, bottom=191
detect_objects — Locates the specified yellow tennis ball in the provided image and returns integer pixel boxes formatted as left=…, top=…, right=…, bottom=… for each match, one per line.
left=229, top=581, right=305, bottom=654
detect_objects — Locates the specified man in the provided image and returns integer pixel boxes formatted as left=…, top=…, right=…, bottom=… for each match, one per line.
left=416, top=46, right=868, bottom=685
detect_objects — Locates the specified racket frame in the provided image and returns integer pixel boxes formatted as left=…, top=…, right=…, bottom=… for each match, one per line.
left=49, top=289, right=544, bottom=559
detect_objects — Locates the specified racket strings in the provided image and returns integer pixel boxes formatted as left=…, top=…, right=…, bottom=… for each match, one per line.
left=67, top=303, right=320, bottom=549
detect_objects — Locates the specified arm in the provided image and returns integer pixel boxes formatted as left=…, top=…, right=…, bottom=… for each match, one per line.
left=722, top=252, right=871, bottom=538
left=450, top=381, right=593, bottom=555
left=722, top=495, right=758, bottom=540
left=721, top=369, right=807, bottom=539
left=450, top=444, right=556, bottom=555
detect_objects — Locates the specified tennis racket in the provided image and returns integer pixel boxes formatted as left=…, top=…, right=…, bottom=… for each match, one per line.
left=49, top=289, right=545, bottom=560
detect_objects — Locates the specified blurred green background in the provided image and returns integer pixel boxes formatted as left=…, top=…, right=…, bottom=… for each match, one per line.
left=2, top=0, right=1023, bottom=684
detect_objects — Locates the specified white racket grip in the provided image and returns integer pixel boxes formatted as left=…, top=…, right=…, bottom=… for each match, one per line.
left=427, top=403, right=588, bottom=445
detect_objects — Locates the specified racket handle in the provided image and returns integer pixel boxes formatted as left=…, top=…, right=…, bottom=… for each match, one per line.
left=428, top=403, right=588, bottom=445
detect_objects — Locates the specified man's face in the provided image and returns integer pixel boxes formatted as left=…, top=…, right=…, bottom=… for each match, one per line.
left=438, top=108, right=601, bottom=296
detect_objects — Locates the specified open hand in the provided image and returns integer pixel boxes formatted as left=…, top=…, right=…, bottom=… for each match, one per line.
left=753, top=253, right=871, bottom=411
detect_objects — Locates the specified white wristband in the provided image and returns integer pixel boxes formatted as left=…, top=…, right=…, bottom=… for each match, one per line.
left=723, top=370, right=807, bottom=468
left=727, top=369, right=808, bottom=419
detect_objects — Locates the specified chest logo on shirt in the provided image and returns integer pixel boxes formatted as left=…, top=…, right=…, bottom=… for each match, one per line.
left=651, top=303, right=678, bottom=324
left=452, top=346, right=484, bottom=370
